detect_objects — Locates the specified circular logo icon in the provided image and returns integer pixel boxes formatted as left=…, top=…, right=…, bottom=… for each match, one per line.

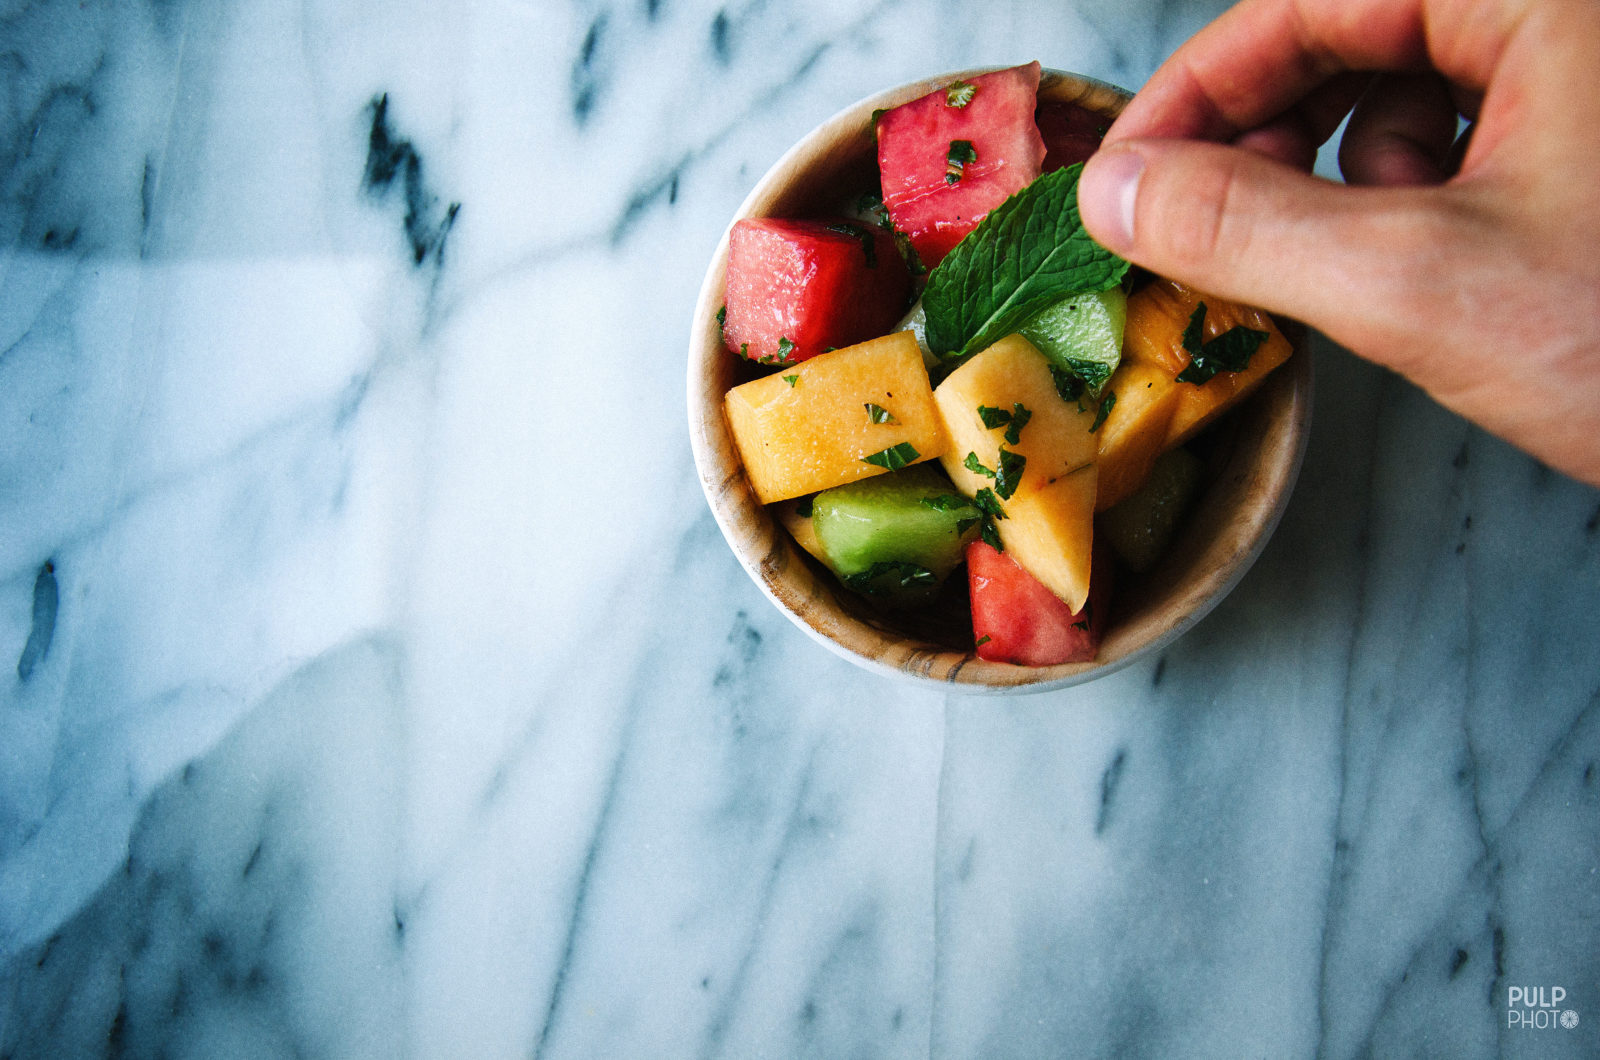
left=1561, top=1009, right=1579, bottom=1030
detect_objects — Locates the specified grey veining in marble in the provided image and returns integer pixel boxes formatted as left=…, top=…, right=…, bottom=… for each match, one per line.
left=2, top=0, right=1597, bottom=1057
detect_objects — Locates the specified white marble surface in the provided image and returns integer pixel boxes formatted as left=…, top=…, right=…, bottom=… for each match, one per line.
left=2, top=0, right=1598, bottom=1056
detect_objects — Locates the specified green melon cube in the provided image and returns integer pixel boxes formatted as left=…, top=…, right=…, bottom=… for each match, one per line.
left=1099, top=446, right=1205, bottom=572
left=812, top=464, right=980, bottom=603
left=1019, top=287, right=1127, bottom=398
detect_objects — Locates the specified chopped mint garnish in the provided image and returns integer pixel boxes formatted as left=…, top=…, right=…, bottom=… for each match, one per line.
left=776, top=336, right=796, bottom=362
left=716, top=304, right=726, bottom=328
left=946, top=80, right=976, bottom=107
left=923, top=164, right=1130, bottom=359
left=1176, top=302, right=1270, bottom=384
left=977, top=403, right=1031, bottom=444
left=1050, top=364, right=1086, bottom=403
left=945, top=139, right=978, bottom=184
left=862, top=442, right=919, bottom=471
left=995, top=448, right=1026, bottom=500
left=974, top=634, right=991, bottom=647
left=841, top=560, right=939, bottom=597
left=1181, top=303, right=1207, bottom=355
left=971, top=488, right=1006, bottom=520
left=865, top=402, right=897, bottom=424
left=964, top=452, right=996, bottom=479
left=920, top=493, right=974, bottom=513
left=783, top=374, right=799, bottom=387
left=826, top=221, right=877, bottom=268
left=1089, top=391, right=1116, bottom=433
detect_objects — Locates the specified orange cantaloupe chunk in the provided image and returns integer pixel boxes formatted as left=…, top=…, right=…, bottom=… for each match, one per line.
left=1122, top=278, right=1295, bottom=449
left=723, top=331, right=947, bottom=504
left=1094, top=357, right=1182, bottom=512
left=933, top=334, right=1098, bottom=611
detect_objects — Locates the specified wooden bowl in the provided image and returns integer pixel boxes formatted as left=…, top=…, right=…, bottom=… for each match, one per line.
left=687, top=68, right=1312, bottom=692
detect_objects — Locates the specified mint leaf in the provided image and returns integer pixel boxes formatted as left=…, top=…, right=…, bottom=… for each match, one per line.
left=995, top=448, right=1026, bottom=500
left=862, top=442, right=919, bottom=471
left=976, top=404, right=1029, bottom=444
left=865, top=402, right=897, bottom=424
left=945, top=139, right=977, bottom=184
left=1049, top=364, right=1086, bottom=403
left=971, top=488, right=1006, bottom=520
left=1004, top=403, right=1030, bottom=445
left=922, top=164, right=1129, bottom=359
left=1177, top=315, right=1270, bottom=384
left=1182, top=302, right=1208, bottom=355
left=841, top=560, right=938, bottom=597
left=782, top=374, right=799, bottom=387
left=826, top=221, right=877, bottom=268
left=920, top=493, right=976, bottom=513
left=964, top=451, right=996, bottom=478
left=1057, top=356, right=1114, bottom=397
left=1089, top=390, right=1116, bottom=433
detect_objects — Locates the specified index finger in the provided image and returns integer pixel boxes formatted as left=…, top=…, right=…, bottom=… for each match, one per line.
left=1107, top=0, right=1509, bottom=143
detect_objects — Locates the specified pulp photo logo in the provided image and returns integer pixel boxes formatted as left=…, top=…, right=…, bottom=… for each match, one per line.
left=1506, top=986, right=1579, bottom=1031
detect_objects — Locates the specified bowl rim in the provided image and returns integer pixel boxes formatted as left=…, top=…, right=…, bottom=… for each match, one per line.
left=687, top=67, right=1314, bottom=694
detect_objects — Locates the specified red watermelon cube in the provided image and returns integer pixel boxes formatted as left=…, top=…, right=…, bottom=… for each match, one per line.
left=1036, top=99, right=1109, bottom=171
left=722, top=218, right=910, bottom=365
left=875, top=62, right=1047, bottom=269
left=967, top=540, right=1112, bottom=665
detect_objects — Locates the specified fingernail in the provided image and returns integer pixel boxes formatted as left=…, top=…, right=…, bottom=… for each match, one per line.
left=1080, top=147, right=1145, bottom=252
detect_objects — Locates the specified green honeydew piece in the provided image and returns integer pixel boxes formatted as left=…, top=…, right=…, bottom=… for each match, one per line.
left=1099, top=446, right=1205, bottom=573
left=812, top=465, right=980, bottom=604
left=1019, top=287, right=1127, bottom=399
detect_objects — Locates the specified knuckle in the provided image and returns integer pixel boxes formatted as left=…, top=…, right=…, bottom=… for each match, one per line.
left=1150, top=151, right=1251, bottom=275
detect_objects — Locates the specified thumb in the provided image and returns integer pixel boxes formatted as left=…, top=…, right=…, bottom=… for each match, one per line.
left=1078, top=138, right=1451, bottom=354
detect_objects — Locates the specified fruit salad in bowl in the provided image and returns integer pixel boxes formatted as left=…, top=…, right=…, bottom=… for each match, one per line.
left=688, top=64, right=1310, bottom=691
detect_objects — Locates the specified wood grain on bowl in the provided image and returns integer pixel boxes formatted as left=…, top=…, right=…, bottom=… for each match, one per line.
left=688, top=69, right=1312, bottom=692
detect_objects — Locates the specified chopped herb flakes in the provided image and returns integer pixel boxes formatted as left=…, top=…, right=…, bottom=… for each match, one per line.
left=1176, top=301, right=1269, bottom=384
left=776, top=336, right=797, bottom=362
left=945, top=80, right=977, bottom=107
left=856, top=192, right=890, bottom=229
left=964, top=452, right=996, bottom=478
left=995, top=448, right=1026, bottom=499
left=782, top=374, right=799, bottom=387
left=865, top=403, right=897, bottom=424
left=716, top=304, right=726, bottom=328
left=974, top=634, right=991, bottom=647
left=945, top=139, right=978, bottom=184
left=1090, top=391, right=1116, bottom=433
left=826, top=221, right=877, bottom=268
left=919, top=493, right=974, bottom=513
left=1050, top=364, right=1086, bottom=403
left=862, top=442, right=919, bottom=471
left=979, top=402, right=1032, bottom=444
left=842, top=560, right=938, bottom=597
left=971, top=488, right=1006, bottom=520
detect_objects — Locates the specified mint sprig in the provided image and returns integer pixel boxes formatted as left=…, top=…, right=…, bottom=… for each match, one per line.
left=922, top=163, right=1129, bottom=360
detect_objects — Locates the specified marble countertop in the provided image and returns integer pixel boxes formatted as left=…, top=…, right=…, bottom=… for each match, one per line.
left=3, top=0, right=1597, bottom=1056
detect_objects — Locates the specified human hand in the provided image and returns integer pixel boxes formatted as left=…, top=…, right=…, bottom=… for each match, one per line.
left=1078, top=0, right=1600, bottom=487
